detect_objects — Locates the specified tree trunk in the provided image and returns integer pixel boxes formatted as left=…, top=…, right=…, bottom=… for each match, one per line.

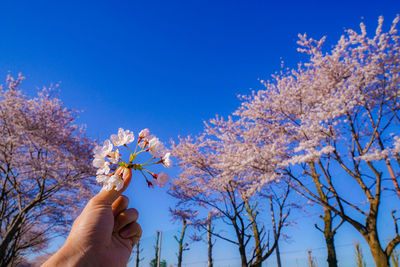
left=244, top=201, right=262, bottom=264
left=232, top=217, right=248, bottom=267
left=0, top=196, right=42, bottom=266
left=325, top=231, right=338, bottom=267
left=207, top=212, right=213, bottom=267
left=323, top=209, right=338, bottom=267
left=310, top=163, right=339, bottom=267
left=177, top=218, right=187, bottom=267
left=0, top=213, right=24, bottom=265
left=365, top=232, right=390, bottom=267
left=238, top=243, right=248, bottom=267
left=270, top=196, right=282, bottom=267
left=154, top=231, right=160, bottom=267
left=135, top=241, right=141, bottom=267
left=275, top=241, right=282, bottom=267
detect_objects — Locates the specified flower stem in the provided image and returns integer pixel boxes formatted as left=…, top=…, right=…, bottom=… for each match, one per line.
left=124, top=144, right=134, bottom=154
left=141, top=156, right=156, bottom=166
left=133, top=141, right=139, bottom=155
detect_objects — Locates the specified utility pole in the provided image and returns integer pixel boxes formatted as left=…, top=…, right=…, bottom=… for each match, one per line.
left=308, top=249, right=316, bottom=267
left=157, top=231, right=162, bottom=267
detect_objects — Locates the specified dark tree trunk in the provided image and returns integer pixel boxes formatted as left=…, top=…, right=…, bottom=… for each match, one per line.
left=207, top=212, right=213, bottom=267
left=275, top=241, right=282, bottom=267
left=177, top=218, right=187, bottom=267
left=238, top=243, right=248, bottom=267
left=323, top=209, right=338, bottom=267
left=310, top=163, right=339, bottom=267
left=135, top=241, right=141, bottom=267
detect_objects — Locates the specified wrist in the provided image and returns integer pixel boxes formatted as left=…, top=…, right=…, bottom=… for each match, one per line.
left=42, top=243, right=91, bottom=267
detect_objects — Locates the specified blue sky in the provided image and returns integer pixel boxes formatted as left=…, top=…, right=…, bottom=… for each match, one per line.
left=1, top=0, right=399, bottom=266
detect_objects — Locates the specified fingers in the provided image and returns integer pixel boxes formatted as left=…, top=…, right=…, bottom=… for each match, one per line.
left=111, top=195, right=129, bottom=216
left=119, top=221, right=142, bottom=246
left=114, top=208, right=139, bottom=233
left=94, top=167, right=132, bottom=205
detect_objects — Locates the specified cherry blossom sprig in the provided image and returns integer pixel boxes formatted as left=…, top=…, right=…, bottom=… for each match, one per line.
left=93, top=128, right=171, bottom=191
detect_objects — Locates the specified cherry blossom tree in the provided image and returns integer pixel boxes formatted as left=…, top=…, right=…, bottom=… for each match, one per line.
left=171, top=134, right=291, bottom=267
left=205, top=106, right=343, bottom=267
left=229, top=16, right=400, bottom=267
left=0, top=74, right=95, bottom=266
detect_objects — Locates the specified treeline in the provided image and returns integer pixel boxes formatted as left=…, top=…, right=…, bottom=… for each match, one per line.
left=164, top=16, right=400, bottom=267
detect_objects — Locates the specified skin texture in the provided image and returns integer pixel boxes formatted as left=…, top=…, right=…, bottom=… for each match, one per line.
left=43, top=167, right=142, bottom=267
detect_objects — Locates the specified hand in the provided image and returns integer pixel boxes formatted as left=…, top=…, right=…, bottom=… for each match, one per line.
left=43, top=167, right=142, bottom=267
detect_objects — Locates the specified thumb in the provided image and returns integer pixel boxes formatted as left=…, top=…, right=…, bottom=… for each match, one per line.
left=94, top=167, right=132, bottom=205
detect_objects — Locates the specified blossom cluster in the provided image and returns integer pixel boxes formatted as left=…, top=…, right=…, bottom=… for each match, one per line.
left=93, top=128, right=171, bottom=191
left=172, top=16, right=400, bottom=199
left=392, top=136, right=400, bottom=156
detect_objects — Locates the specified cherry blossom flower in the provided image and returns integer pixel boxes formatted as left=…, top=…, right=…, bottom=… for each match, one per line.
left=392, top=136, right=400, bottom=156
left=93, top=139, right=113, bottom=158
left=96, top=174, right=109, bottom=183
left=93, top=158, right=110, bottom=175
left=357, top=149, right=389, bottom=162
left=110, top=128, right=134, bottom=146
left=103, top=174, right=124, bottom=191
left=139, top=128, right=150, bottom=139
left=162, top=152, right=172, bottom=168
left=155, top=172, right=170, bottom=188
left=93, top=128, right=171, bottom=191
left=148, top=136, right=165, bottom=157
left=107, top=149, right=120, bottom=164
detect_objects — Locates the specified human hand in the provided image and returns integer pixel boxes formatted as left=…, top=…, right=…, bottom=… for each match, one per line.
left=43, top=167, right=142, bottom=267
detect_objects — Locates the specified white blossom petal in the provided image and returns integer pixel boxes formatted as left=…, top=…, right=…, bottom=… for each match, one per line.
left=162, top=152, right=172, bottom=168
left=139, top=128, right=150, bottom=139
left=148, top=136, right=165, bottom=157
left=111, top=128, right=134, bottom=146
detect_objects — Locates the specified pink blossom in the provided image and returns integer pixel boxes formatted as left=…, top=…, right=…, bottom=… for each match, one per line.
left=102, top=174, right=124, bottom=191
left=162, top=152, right=172, bottom=168
left=93, top=139, right=113, bottom=158
left=107, top=149, right=120, bottom=164
left=94, top=159, right=110, bottom=175
left=148, top=135, right=165, bottom=157
left=110, top=128, right=134, bottom=146
left=392, top=136, right=400, bottom=156
left=96, top=174, right=108, bottom=183
left=139, top=128, right=150, bottom=139
left=155, top=172, right=169, bottom=187
left=357, top=149, right=389, bottom=162
left=0, top=74, right=94, bottom=261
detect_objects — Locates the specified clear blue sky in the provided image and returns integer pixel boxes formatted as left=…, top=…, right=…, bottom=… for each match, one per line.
left=0, top=0, right=399, bottom=266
